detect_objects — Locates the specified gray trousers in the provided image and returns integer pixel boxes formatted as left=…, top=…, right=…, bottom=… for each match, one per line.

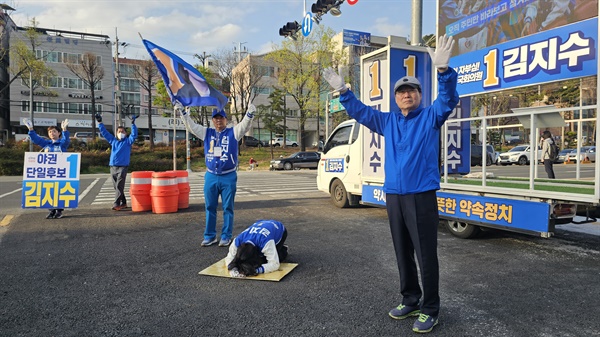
left=110, top=166, right=129, bottom=207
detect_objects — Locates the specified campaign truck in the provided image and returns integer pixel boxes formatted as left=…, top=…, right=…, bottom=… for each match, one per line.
left=317, top=34, right=598, bottom=239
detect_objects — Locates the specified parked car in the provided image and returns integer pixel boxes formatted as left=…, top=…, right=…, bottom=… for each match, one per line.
left=498, top=145, right=542, bottom=165
left=566, top=146, right=596, bottom=163
left=270, top=137, right=298, bottom=147
left=241, top=135, right=266, bottom=148
left=71, top=132, right=104, bottom=147
left=556, top=148, right=574, bottom=163
left=270, top=151, right=320, bottom=170
left=471, top=145, right=494, bottom=166
left=485, top=144, right=500, bottom=164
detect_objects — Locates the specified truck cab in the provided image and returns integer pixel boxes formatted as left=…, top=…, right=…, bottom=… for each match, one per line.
left=317, top=120, right=366, bottom=207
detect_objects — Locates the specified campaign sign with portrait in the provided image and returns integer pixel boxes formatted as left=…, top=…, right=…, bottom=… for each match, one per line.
left=21, top=152, right=81, bottom=209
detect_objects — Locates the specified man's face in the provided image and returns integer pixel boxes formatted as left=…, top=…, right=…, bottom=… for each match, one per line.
left=213, top=115, right=227, bottom=131
left=47, top=129, right=60, bottom=140
left=394, top=86, right=422, bottom=114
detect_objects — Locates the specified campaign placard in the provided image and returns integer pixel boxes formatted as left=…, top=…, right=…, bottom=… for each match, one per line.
left=21, top=152, right=81, bottom=209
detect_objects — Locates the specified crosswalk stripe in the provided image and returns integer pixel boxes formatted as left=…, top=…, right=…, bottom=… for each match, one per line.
left=88, top=174, right=318, bottom=205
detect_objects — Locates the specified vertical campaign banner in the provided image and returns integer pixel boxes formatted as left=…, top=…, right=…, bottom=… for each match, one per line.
left=445, top=97, right=472, bottom=174
left=22, top=152, right=81, bottom=209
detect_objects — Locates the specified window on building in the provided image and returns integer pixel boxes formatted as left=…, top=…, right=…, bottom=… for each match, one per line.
left=120, top=78, right=140, bottom=92
left=121, top=92, right=141, bottom=106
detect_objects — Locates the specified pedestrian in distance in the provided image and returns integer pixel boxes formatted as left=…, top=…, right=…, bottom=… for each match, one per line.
left=248, top=157, right=258, bottom=171
left=323, top=34, right=459, bottom=334
left=95, top=113, right=138, bottom=210
left=178, top=103, right=255, bottom=247
left=541, top=130, right=556, bottom=179
left=23, top=117, right=71, bottom=219
left=225, top=220, right=288, bottom=277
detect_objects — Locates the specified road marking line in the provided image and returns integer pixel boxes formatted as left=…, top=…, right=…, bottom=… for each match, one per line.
left=0, top=188, right=22, bottom=199
left=79, top=178, right=100, bottom=202
left=0, top=215, right=15, bottom=227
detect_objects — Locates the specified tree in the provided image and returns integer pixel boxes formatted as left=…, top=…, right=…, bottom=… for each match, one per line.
left=66, top=52, right=104, bottom=139
left=267, top=25, right=343, bottom=151
left=211, top=48, right=267, bottom=124
left=131, top=59, right=160, bottom=149
left=5, top=19, right=55, bottom=137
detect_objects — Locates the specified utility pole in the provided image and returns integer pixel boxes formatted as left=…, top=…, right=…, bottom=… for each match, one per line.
left=114, top=27, right=121, bottom=133
left=233, top=42, right=247, bottom=62
left=29, top=69, right=33, bottom=152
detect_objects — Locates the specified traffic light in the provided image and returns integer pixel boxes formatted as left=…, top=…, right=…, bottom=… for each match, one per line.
left=278, top=21, right=301, bottom=40
left=311, top=0, right=342, bottom=17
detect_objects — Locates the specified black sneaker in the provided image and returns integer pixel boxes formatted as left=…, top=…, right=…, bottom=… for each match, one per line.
left=412, top=314, right=438, bottom=333
left=389, top=304, right=420, bottom=320
left=54, top=211, right=63, bottom=219
left=46, top=210, right=56, bottom=219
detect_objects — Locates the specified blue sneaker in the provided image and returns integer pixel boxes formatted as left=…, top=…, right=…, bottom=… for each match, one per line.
left=412, top=313, right=438, bottom=333
left=200, top=238, right=218, bottom=247
left=389, top=304, right=420, bottom=320
left=218, top=238, right=232, bottom=247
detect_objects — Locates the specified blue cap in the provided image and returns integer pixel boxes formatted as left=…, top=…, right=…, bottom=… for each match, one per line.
left=212, top=108, right=227, bottom=118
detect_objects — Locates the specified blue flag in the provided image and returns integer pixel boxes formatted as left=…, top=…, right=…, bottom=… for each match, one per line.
left=142, top=39, right=228, bottom=109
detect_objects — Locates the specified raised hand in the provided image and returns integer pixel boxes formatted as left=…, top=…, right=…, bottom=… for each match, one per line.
left=61, top=119, right=69, bottom=130
left=427, top=34, right=455, bottom=71
left=22, top=118, right=33, bottom=130
left=95, top=113, right=102, bottom=123
left=323, top=67, right=347, bottom=93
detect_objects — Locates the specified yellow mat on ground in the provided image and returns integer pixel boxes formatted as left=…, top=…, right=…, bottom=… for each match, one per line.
left=199, top=258, right=298, bottom=282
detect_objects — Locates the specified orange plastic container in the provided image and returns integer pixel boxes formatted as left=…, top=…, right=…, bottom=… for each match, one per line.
left=167, top=170, right=190, bottom=209
left=150, top=172, right=179, bottom=214
left=129, top=171, right=154, bottom=212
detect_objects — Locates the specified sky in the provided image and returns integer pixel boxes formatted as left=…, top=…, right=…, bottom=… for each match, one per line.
left=7, top=0, right=438, bottom=65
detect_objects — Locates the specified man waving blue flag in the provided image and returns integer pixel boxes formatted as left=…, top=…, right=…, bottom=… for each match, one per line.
left=142, top=39, right=228, bottom=109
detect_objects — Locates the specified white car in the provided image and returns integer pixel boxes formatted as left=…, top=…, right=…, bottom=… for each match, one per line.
left=498, top=145, right=542, bottom=166
left=270, top=137, right=298, bottom=147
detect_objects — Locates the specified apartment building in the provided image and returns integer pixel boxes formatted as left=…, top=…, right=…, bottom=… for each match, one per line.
left=8, top=26, right=113, bottom=139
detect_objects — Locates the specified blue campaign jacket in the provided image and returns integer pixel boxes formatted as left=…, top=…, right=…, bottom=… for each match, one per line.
left=339, top=68, right=459, bottom=195
left=204, top=127, right=239, bottom=174
left=28, top=130, right=70, bottom=152
left=226, top=220, right=286, bottom=274
left=98, top=123, right=137, bottom=166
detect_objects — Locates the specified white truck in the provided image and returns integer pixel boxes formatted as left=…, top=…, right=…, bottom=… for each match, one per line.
left=317, top=43, right=597, bottom=239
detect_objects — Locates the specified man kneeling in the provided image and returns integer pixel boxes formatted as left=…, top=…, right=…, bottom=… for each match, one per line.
left=225, top=220, right=288, bottom=277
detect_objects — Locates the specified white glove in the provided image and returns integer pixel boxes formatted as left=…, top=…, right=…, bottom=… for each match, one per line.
left=22, top=118, right=33, bottom=130
left=174, top=101, right=185, bottom=115
left=229, top=268, right=244, bottom=278
left=427, top=34, right=455, bottom=70
left=246, top=104, right=256, bottom=117
left=61, top=119, right=69, bottom=130
left=323, top=67, right=347, bottom=93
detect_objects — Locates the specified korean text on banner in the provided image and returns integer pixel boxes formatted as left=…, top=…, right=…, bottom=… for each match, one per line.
left=21, top=152, right=81, bottom=209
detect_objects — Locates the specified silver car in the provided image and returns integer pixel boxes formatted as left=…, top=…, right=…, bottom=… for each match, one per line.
left=566, top=146, right=596, bottom=163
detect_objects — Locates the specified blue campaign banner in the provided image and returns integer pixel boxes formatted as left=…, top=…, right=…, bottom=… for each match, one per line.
left=21, top=152, right=81, bottom=209
left=389, top=47, right=433, bottom=109
left=343, top=29, right=371, bottom=46
left=361, top=184, right=386, bottom=206
left=324, top=158, right=344, bottom=173
left=444, top=97, right=472, bottom=174
left=437, top=191, right=551, bottom=233
left=450, top=18, right=597, bottom=96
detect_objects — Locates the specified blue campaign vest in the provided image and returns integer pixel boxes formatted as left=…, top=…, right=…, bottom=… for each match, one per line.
left=204, top=127, right=239, bottom=175
left=234, top=220, right=286, bottom=250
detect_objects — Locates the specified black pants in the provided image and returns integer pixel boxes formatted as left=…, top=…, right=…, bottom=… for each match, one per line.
left=386, top=190, right=440, bottom=317
left=276, top=229, right=288, bottom=262
left=111, top=166, right=129, bottom=207
left=544, top=160, right=555, bottom=179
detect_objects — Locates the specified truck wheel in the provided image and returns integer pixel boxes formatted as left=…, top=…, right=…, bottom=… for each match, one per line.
left=330, top=179, right=349, bottom=208
left=486, top=157, right=492, bottom=166
left=443, top=219, right=481, bottom=239
left=284, top=162, right=293, bottom=170
left=518, top=156, right=528, bottom=165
